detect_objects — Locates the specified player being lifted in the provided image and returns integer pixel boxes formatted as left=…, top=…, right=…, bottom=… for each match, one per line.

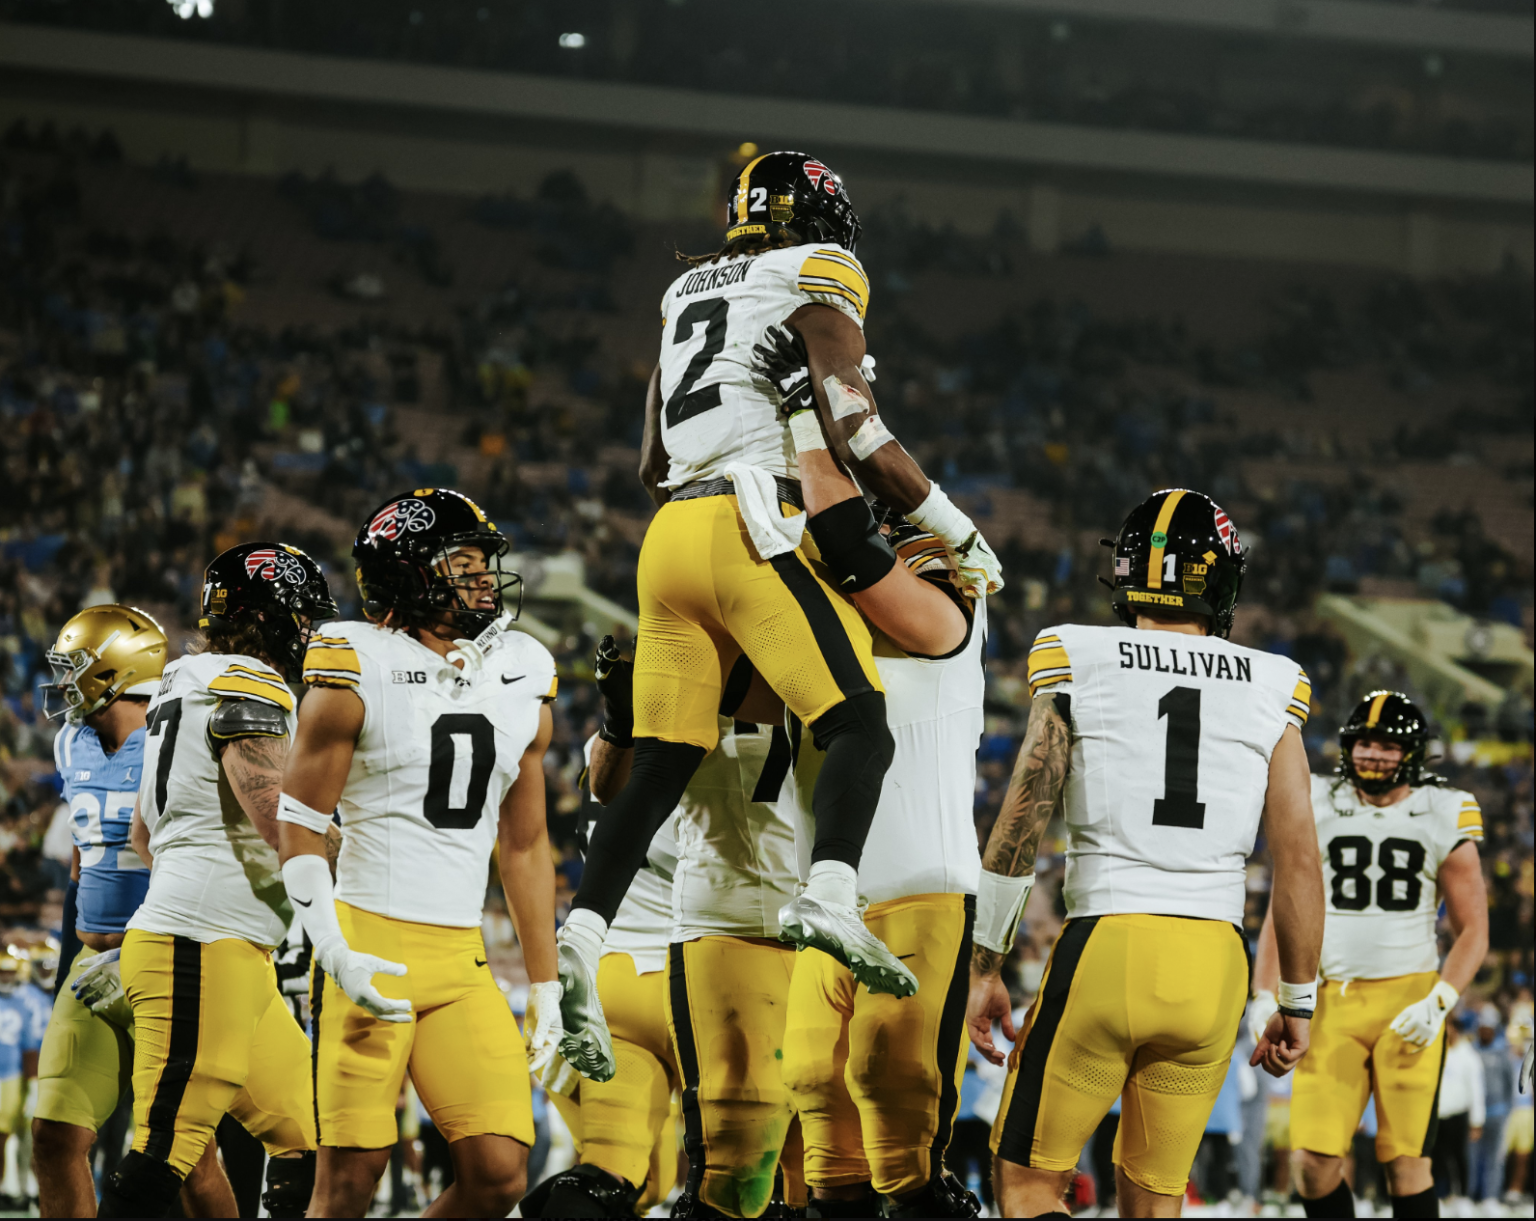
left=756, top=328, right=985, bottom=1218
left=91, top=545, right=332, bottom=1219
left=1253, top=692, right=1488, bottom=1220
left=559, top=148, right=1002, bottom=1079
left=968, top=489, right=1325, bottom=1218
left=277, top=489, right=563, bottom=1218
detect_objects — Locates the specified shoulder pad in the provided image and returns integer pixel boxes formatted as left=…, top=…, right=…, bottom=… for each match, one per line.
left=208, top=697, right=290, bottom=743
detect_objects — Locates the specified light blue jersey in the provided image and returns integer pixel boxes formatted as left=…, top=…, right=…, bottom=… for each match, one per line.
left=53, top=723, right=151, bottom=934
left=16, top=984, right=49, bottom=1051
left=0, top=992, right=33, bottom=1079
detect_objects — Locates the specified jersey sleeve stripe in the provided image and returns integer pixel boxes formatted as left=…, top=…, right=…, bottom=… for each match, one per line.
left=1457, top=802, right=1483, bottom=838
left=811, top=248, right=870, bottom=289
left=544, top=676, right=559, bottom=701
left=1026, top=634, right=1073, bottom=697
left=1285, top=668, right=1312, bottom=727
left=797, top=276, right=868, bottom=319
left=303, top=645, right=361, bottom=677
left=207, top=673, right=295, bottom=712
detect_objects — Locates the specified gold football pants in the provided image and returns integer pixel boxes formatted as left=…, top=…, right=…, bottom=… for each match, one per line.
left=991, top=913, right=1249, bottom=1196
left=35, top=951, right=135, bottom=1132
left=312, top=902, right=533, bottom=1149
left=548, top=952, right=680, bottom=1211
left=634, top=493, right=881, bottom=751
left=783, top=892, right=974, bottom=1197
left=122, top=931, right=315, bottom=1177
left=1291, top=971, right=1446, bottom=1163
left=666, top=935, right=800, bottom=1218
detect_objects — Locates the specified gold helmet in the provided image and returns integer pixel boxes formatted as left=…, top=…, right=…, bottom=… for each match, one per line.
left=45, top=604, right=169, bottom=723
left=26, top=939, right=59, bottom=992
left=0, top=948, right=25, bottom=994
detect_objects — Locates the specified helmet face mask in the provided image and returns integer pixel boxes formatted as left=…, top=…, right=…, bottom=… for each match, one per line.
left=354, top=490, right=521, bottom=638
left=1106, top=488, right=1246, bottom=638
left=1339, top=690, right=1428, bottom=794
left=200, top=543, right=338, bottom=680
left=44, top=605, right=169, bottom=723
left=723, top=151, right=862, bottom=253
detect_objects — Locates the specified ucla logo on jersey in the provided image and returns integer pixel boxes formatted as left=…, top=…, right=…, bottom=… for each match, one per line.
left=72, top=769, right=92, bottom=782
left=367, top=499, right=435, bottom=543
left=392, top=670, right=429, bottom=684
left=244, top=548, right=308, bottom=585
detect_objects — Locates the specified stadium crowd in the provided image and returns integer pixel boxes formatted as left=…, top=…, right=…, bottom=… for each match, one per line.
left=0, top=134, right=1531, bottom=1209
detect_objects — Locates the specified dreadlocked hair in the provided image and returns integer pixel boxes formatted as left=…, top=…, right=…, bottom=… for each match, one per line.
left=677, top=228, right=802, bottom=268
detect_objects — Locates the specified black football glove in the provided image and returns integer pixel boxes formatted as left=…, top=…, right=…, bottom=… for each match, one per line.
left=751, top=324, right=815, bottom=419
left=594, top=635, right=635, bottom=748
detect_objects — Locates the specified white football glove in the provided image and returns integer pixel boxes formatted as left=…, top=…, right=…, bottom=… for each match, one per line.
left=314, top=936, right=412, bottom=1024
left=905, top=482, right=1004, bottom=598
left=71, top=949, right=124, bottom=1015
left=555, top=910, right=616, bottom=1083
left=523, top=980, right=566, bottom=1078
left=1248, top=989, right=1280, bottom=1047
left=1389, top=979, right=1458, bottom=1052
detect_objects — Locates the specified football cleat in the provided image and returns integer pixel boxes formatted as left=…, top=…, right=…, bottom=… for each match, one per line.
left=555, top=939, right=616, bottom=1083
left=777, top=895, right=918, bottom=998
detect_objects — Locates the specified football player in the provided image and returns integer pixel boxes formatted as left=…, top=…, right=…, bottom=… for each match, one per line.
left=276, top=489, right=563, bottom=1218
left=559, top=151, right=1003, bottom=1077
left=967, top=489, right=1325, bottom=1219
left=86, top=544, right=333, bottom=1219
left=759, top=339, right=984, bottom=1217
left=1252, top=691, right=1489, bottom=1220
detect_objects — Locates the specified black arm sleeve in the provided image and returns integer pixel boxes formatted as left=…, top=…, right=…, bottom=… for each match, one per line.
left=805, top=497, right=898, bottom=592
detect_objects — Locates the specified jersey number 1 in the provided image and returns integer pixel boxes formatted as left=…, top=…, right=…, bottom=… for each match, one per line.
left=1153, top=686, right=1205, bottom=830
left=664, top=297, right=730, bottom=427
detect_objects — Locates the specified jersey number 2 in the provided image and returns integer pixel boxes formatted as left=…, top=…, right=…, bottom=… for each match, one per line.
left=1153, top=686, right=1205, bottom=829
left=664, top=297, right=730, bottom=427
left=425, top=713, right=497, bottom=830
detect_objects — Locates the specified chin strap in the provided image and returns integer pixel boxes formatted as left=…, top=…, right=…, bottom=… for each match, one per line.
left=446, top=610, right=517, bottom=675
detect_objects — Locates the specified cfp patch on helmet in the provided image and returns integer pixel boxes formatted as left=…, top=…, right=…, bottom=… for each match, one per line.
left=1214, top=507, right=1241, bottom=555
left=802, top=159, right=838, bottom=194
left=244, top=548, right=307, bottom=584
left=367, top=498, right=437, bottom=543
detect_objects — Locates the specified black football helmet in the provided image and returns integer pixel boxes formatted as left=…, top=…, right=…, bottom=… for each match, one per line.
left=1339, top=690, right=1430, bottom=794
left=201, top=542, right=338, bottom=679
left=724, top=151, right=861, bottom=252
left=1106, top=488, right=1246, bottom=638
left=353, top=488, right=521, bottom=637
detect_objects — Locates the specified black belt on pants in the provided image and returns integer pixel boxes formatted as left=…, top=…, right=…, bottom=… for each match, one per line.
left=669, top=475, right=804, bottom=510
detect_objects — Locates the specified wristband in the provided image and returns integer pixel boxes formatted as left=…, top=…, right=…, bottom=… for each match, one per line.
left=848, top=416, right=894, bottom=462
left=276, top=792, right=333, bottom=835
left=1277, top=979, right=1317, bottom=1019
left=788, top=409, right=827, bottom=454
left=905, top=482, right=974, bottom=548
left=973, top=870, right=1035, bottom=956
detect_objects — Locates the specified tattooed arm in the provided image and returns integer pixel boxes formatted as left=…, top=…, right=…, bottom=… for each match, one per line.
left=966, top=692, right=1072, bottom=1063
left=221, top=734, right=291, bottom=851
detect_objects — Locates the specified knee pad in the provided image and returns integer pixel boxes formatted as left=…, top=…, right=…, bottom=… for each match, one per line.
left=98, top=1150, right=185, bottom=1220
left=808, top=690, right=893, bottom=763
left=521, top=1164, right=642, bottom=1218
left=262, top=1150, right=316, bottom=1219
left=885, top=1173, right=980, bottom=1219
left=806, top=1184, right=882, bottom=1218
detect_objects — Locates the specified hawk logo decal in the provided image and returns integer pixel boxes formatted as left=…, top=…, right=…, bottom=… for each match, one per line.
left=802, top=160, right=838, bottom=195
left=367, top=498, right=436, bottom=543
left=244, top=549, right=306, bottom=584
left=1213, top=507, right=1241, bottom=555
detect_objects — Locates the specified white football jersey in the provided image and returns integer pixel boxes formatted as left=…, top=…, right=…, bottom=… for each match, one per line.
left=302, top=621, right=557, bottom=928
left=671, top=715, right=799, bottom=942
left=1031, top=624, right=1312, bottom=925
left=1312, top=774, right=1482, bottom=982
left=582, top=735, right=678, bottom=975
left=789, top=595, right=987, bottom=906
left=131, top=652, right=297, bottom=948
left=656, top=242, right=869, bottom=488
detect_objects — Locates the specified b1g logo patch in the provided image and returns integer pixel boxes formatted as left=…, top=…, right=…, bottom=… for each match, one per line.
left=367, top=498, right=436, bottom=543
left=1213, top=507, right=1241, bottom=555
left=802, top=160, right=838, bottom=195
left=244, top=548, right=306, bottom=584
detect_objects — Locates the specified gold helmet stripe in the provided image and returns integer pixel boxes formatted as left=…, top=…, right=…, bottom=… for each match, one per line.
left=1145, top=489, right=1187, bottom=590
left=734, top=153, right=770, bottom=226
left=1364, top=690, right=1390, bottom=728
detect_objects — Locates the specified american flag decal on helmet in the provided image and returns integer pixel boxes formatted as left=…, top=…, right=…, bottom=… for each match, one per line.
left=366, top=498, right=436, bottom=543
left=1115, top=557, right=1131, bottom=576
left=244, top=549, right=304, bottom=584
left=803, top=160, right=837, bottom=195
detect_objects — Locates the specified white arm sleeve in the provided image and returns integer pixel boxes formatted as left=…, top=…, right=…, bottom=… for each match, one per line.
left=280, top=853, right=347, bottom=960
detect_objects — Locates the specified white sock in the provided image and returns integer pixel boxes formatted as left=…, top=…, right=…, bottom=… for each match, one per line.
left=806, top=860, right=858, bottom=908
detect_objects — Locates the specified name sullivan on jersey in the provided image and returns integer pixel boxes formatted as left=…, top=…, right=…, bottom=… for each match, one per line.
left=1117, top=641, right=1254, bottom=683
left=678, top=260, right=754, bottom=296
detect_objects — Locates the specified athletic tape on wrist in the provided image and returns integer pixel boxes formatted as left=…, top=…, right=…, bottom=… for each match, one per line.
left=788, top=410, right=826, bottom=453
left=848, top=415, right=894, bottom=462
left=1278, top=979, right=1317, bottom=1015
left=276, top=792, right=333, bottom=834
left=822, top=375, right=870, bottom=420
left=974, top=870, right=1035, bottom=956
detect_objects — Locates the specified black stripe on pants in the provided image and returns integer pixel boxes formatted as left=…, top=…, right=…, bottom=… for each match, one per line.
left=995, top=917, right=1100, bottom=1167
left=143, top=936, right=203, bottom=1163
left=668, top=943, right=707, bottom=1197
left=768, top=552, right=873, bottom=702
left=929, top=895, right=977, bottom=1184
left=310, top=963, right=326, bottom=1147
